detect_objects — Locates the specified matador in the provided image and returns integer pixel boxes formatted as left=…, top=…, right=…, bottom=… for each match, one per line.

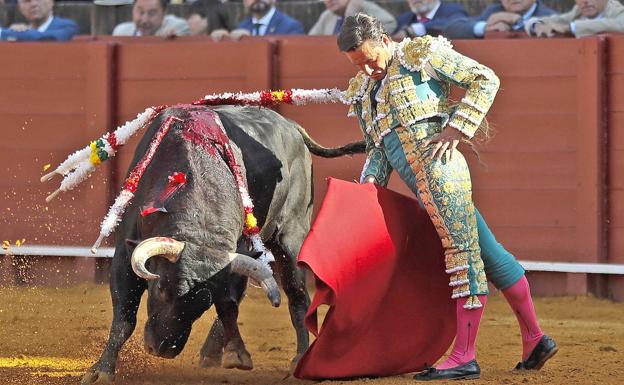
left=338, top=13, right=557, bottom=381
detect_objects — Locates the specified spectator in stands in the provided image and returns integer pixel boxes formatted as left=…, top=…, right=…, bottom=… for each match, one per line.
left=222, top=0, right=304, bottom=39
left=309, top=0, right=396, bottom=35
left=0, top=0, right=78, bottom=41
left=443, top=0, right=556, bottom=39
left=113, top=0, right=190, bottom=37
left=525, top=0, right=624, bottom=37
left=187, top=0, right=234, bottom=39
left=393, top=0, right=468, bottom=39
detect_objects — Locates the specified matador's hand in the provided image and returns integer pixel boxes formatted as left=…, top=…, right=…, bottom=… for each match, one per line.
left=362, top=175, right=377, bottom=184
left=423, top=126, right=465, bottom=161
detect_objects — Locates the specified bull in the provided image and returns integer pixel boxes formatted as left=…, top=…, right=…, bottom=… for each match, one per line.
left=81, top=104, right=364, bottom=385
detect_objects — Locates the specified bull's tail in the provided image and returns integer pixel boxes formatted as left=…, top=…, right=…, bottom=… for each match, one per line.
left=294, top=125, right=366, bottom=158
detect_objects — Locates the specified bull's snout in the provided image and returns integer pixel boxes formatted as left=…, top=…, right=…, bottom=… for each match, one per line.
left=144, top=330, right=184, bottom=359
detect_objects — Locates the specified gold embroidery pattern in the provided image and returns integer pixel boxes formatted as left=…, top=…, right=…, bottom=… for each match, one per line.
left=395, top=125, right=488, bottom=301
left=397, top=36, right=453, bottom=72
left=360, top=146, right=393, bottom=185
left=345, top=37, right=496, bottom=307
left=360, top=80, right=376, bottom=137
left=428, top=46, right=500, bottom=138
left=387, top=59, right=448, bottom=128
left=374, top=82, right=394, bottom=132
left=344, top=71, right=369, bottom=104
left=345, top=36, right=499, bottom=144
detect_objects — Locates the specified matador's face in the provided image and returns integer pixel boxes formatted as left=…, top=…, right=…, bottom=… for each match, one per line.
left=344, top=35, right=394, bottom=81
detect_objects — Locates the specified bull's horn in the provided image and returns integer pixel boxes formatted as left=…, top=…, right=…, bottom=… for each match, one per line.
left=228, top=253, right=281, bottom=307
left=131, top=237, right=185, bottom=280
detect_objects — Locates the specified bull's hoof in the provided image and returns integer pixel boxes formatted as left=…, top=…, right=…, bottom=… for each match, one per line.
left=222, top=347, right=253, bottom=370
left=81, top=369, right=114, bottom=385
left=199, top=352, right=222, bottom=368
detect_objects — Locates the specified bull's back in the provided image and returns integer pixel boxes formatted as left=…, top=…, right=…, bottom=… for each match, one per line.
left=213, top=105, right=312, bottom=230
left=125, top=105, right=311, bottom=235
left=214, top=106, right=308, bottom=160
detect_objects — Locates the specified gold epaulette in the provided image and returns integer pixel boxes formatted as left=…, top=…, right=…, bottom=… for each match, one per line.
left=344, top=71, right=370, bottom=117
left=343, top=71, right=369, bottom=104
left=396, top=36, right=453, bottom=72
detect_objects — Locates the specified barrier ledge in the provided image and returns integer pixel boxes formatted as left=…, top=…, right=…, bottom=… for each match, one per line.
left=1, top=245, right=114, bottom=258
left=3, top=246, right=624, bottom=275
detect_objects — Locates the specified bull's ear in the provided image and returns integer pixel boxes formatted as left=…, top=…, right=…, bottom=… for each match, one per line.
left=235, top=238, right=262, bottom=259
left=237, top=248, right=263, bottom=260
left=249, top=251, right=263, bottom=259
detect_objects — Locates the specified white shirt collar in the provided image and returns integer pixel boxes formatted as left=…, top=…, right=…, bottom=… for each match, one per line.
left=425, top=1, right=441, bottom=20
left=37, top=14, right=54, bottom=32
left=522, top=2, right=538, bottom=21
left=587, top=11, right=606, bottom=20
left=252, top=6, right=276, bottom=26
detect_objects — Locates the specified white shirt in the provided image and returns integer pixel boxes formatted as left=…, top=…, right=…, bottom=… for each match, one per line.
left=37, top=14, right=54, bottom=32
left=410, top=1, right=441, bottom=36
left=0, top=13, right=53, bottom=39
left=251, top=7, right=276, bottom=36
left=473, top=2, right=538, bottom=37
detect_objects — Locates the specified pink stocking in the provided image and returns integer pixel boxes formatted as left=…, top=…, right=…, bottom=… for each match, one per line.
left=502, top=275, right=544, bottom=360
left=436, top=295, right=487, bottom=370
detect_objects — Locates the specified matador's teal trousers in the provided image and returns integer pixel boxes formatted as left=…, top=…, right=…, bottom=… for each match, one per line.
left=370, top=122, right=525, bottom=291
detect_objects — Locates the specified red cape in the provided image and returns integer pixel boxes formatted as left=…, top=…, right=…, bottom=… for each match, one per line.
left=294, top=178, right=455, bottom=380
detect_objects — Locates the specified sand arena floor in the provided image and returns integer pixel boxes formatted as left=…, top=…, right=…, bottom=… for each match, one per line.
left=0, top=284, right=622, bottom=385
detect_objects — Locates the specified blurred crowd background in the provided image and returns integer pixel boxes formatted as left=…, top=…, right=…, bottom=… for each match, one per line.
left=0, top=0, right=622, bottom=42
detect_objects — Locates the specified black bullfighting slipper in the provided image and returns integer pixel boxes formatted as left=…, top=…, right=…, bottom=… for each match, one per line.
left=413, top=360, right=480, bottom=381
left=515, top=335, right=558, bottom=370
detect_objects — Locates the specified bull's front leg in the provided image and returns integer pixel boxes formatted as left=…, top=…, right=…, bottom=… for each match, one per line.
left=82, top=255, right=146, bottom=385
left=273, top=225, right=311, bottom=372
left=217, top=297, right=253, bottom=370
left=199, top=317, right=224, bottom=368
left=200, top=274, right=251, bottom=370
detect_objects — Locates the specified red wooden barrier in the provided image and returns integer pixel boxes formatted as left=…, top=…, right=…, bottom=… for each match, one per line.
left=0, top=36, right=621, bottom=300
left=607, top=35, right=624, bottom=301
left=275, top=36, right=372, bottom=212
left=455, top=38, right=607, bottom=296
left=111, top=38, right=275, bottom=188
left=0, top=41, right=115, bottom=284
left=275, top=36, right=609, bottom=297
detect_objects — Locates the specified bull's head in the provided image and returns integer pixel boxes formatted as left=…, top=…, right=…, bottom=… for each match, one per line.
left=130, top=236, right=280, bottom=358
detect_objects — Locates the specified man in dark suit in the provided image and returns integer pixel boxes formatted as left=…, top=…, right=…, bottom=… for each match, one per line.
left=234, top=0, right=304, bottom=37
left=393, top=0, right=468, bottom=38
left=444, top=0, right=557, bottom=39
left=0, top=0, right=78, bottom=41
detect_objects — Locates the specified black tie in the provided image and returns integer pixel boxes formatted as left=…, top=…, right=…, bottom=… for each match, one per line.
left=253, top=23, right=262, bottom=36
